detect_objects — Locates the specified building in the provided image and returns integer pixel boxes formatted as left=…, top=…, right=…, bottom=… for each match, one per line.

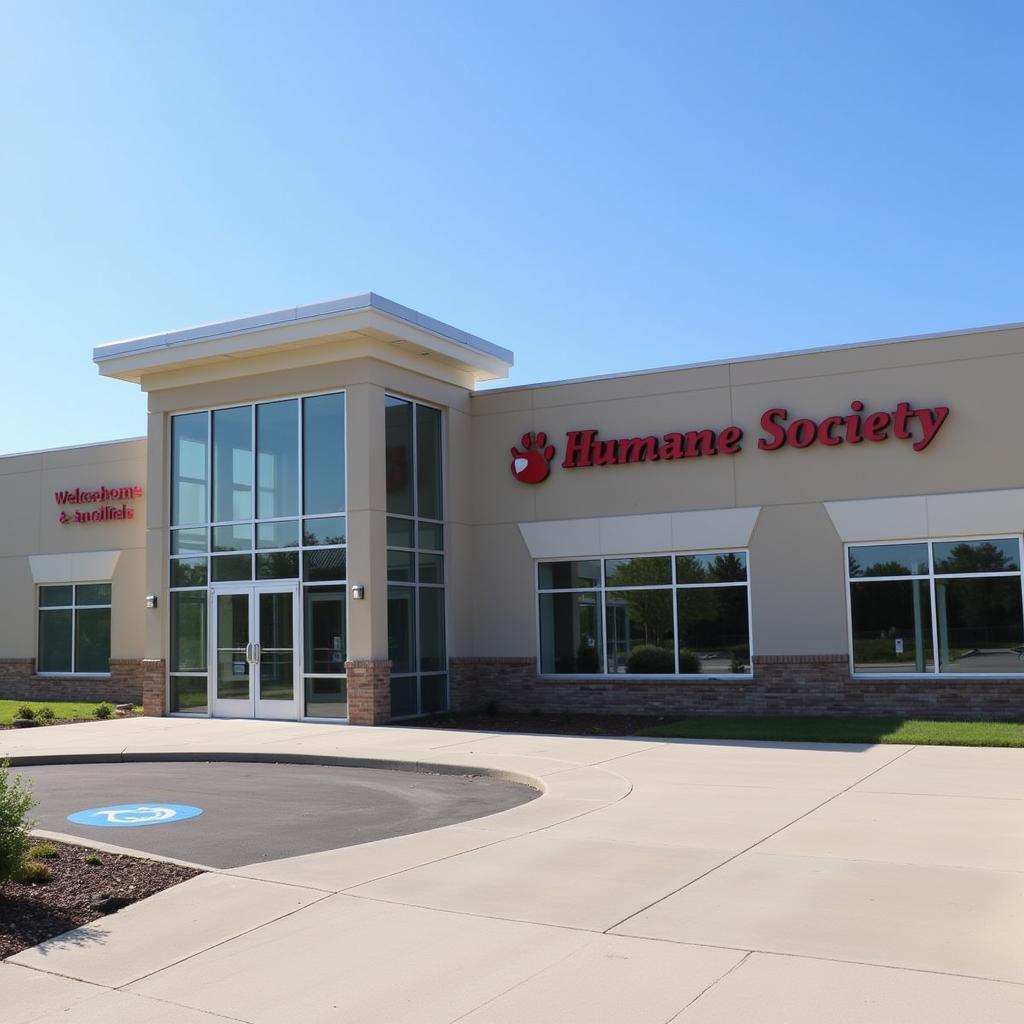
left=2, top=293, right=1023, bottom=723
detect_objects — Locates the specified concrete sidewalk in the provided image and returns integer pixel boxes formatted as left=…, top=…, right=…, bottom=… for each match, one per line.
left=3, top=718, right=1024, bottom=1022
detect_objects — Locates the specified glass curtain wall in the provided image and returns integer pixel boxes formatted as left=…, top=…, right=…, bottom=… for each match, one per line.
left=168, top=392, right=348, bottom=716
left=385, top=396, right=447, bottom=717
left=848, top=538, right=1024, bottom=675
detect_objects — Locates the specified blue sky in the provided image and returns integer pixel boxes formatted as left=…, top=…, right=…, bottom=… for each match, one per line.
left=2, top=1, right=1022, bottom=453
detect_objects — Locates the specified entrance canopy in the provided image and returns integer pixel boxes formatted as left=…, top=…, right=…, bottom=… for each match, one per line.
left=93, top=292, right=514, bottom=390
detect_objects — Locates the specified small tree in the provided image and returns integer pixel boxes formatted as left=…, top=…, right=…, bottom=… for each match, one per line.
left=0, top=759, right=37, bottom=885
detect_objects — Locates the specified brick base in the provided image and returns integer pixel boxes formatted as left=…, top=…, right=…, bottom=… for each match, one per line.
left=346, top=660, right=392, bottom=725
left=449, top=655, right=1024, bottom=719
left=754, top=655, right=1024, bottom=717
left=0, top=660, right=35, bottom=695
left=0, top=658, right=145, bottom=705
left=141, top=660, right=166, bottom=717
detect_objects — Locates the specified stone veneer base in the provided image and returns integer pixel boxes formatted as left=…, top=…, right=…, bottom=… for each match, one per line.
left=449, top=655, right=1024, bottom=719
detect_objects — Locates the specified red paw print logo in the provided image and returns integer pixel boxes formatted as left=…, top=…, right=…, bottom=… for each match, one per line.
left=511, top=432, right=555, bottom=484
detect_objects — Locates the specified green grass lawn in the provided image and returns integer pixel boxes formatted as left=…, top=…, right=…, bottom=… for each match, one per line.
left=0, top=699, right=122, bottom=725
left=637, top=715, right=1024, bottom=747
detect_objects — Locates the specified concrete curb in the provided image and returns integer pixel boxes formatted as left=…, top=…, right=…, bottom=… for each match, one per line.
left=7, top=750, right=547, bottom=795
left=30, top=828, right=216, bottom=873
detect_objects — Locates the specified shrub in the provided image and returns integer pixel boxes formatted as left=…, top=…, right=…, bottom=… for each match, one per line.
left=94, top=702, right=115, bottom=720
left=36, top=706, right=55, bottom=722
left=678, top=649, right=702, bottom=674
left=626, top=645, right=675, bottom=674
left=83, top=853, right=103, bottom=866
left=15, top=860, right=52, bottom=884
left=28, top=843, right=58, bottom=859
left=0, top=760, right=37, bottom=885
left=15, top=705, right=34, bottom=721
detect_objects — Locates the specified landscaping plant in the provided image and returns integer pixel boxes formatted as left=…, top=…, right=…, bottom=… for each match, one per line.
left=93, top=702, right=115, bottom=720
left=0, top=759, right=37, bottom=885
left=15, top=861, right=52, bottom=884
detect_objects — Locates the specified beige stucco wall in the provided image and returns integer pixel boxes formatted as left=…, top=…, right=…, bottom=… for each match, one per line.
left=467, top=323, right=1024, bottom=662
left=0, top=438, right=147, bottom=663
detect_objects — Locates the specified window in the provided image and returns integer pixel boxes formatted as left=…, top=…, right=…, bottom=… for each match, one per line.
left=170, top=590, right=208, bottom=713
left=385, top=396, right=447, bottom=717
left=848, top=537, right=1024, bottom=675
left=170, top=395, right=347, bottom=587
left=537, top=552, right=751, bottom=676
left=38, top=584, right=111, bottom=675
left=304, top=586, right=347, bottom=717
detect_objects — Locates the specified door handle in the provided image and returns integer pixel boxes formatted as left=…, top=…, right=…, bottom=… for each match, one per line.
left=252, top=642, right=261, bottom=663
left=245, top=641, right=255, bottom=665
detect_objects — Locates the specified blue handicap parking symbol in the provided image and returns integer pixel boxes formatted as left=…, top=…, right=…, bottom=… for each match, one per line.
left=67, top=803, right=203, bottom=827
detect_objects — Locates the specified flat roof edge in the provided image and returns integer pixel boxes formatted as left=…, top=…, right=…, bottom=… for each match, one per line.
left=92, top=292, right=513, bottom=369
left=0, top=436, right=146, bottom=460
left=476, top=317, right=1024, bottom=395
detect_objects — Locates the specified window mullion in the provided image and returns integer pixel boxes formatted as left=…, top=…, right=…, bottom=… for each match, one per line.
left=250, top=401, right=256, bottom=525
left=411, top=398, right=419, bottom=522
left=206, top=409, right=213, bottom=524
left=600, top=589, right=608, bottom=676
left=298, top=395, right=305, bottom=518
left=600, top=559, right=607, bottom=676
left=1019, top=538, right=1024, bottom=676
left=671, top=554, right=679, bottom=674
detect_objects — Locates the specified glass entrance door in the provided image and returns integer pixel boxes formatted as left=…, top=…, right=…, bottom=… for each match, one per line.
left=211, top=583, right=299, bottom=720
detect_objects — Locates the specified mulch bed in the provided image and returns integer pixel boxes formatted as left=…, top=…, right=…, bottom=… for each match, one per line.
left=404, top=711, right=678, bottom=736
left=0, top=720, right=97, bottom=731
left=1, top=714, right=139, bottom=731
left=0, top=839, right=200, bottom=959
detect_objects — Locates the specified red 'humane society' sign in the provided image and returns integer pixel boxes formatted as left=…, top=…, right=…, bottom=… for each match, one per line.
left=55, top=485, right=144, bottom=524
left=510, top=401, right=948, bottom=484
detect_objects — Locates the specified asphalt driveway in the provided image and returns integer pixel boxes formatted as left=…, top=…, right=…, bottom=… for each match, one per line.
left=20, top=760, right=538, bottom=867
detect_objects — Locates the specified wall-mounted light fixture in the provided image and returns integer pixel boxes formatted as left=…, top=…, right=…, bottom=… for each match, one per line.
left=145, top=595, right=158, bottom=609
left=351, top=584, right=365, bottom=601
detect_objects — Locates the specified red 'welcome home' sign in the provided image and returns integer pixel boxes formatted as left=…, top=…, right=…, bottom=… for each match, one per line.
left=55, top=485, right=144, bottom=524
